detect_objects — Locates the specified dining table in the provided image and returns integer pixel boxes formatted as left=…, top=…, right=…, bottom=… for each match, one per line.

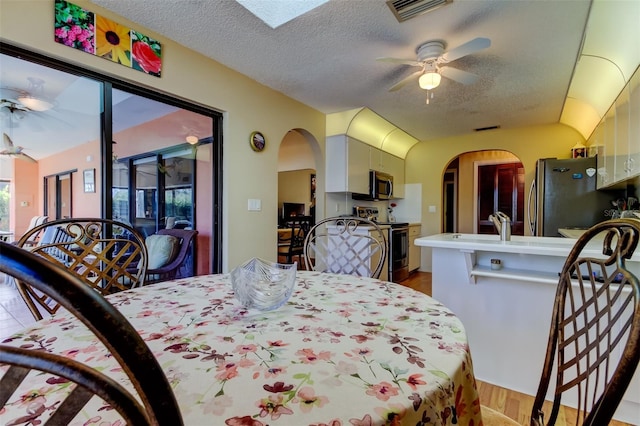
left=0, top=270, right=483, bottom=425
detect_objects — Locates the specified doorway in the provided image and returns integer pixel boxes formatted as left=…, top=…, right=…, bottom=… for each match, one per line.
left=476, top=161, right=525, bottom=235
left=442, top=150, right=524, bottom=235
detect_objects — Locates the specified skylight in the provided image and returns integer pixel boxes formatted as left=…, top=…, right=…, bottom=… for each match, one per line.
left=235, top=0, right=329, bottom=29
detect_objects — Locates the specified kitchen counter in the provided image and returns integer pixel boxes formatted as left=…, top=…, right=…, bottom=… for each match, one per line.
left=414, top=232, right=639, bottom=423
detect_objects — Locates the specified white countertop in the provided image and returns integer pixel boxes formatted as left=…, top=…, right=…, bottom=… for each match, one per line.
left=414, top=233, right=611, bottom=258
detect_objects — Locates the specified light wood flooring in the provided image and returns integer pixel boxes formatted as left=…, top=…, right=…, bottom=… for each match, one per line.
left=401, top=272, right=634, bottom=426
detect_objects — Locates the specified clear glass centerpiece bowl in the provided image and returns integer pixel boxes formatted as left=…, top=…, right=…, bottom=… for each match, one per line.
left=230, top=258, right=297, bottom=311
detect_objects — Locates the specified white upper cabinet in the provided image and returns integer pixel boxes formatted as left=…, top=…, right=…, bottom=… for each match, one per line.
left=596, top=66, right=640, bottom=189
left=326, top=135, right=370, bottom=194
left=370, top=147, right=405, bottom=198
left=326, top=135, right=406, bottom=198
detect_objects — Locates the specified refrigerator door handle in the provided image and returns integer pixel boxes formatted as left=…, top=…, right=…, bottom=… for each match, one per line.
left=527, top=178, right=537, bottom=235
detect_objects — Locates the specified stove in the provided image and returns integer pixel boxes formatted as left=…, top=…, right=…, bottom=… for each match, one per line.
left=353, top=206, right=410, bottom=282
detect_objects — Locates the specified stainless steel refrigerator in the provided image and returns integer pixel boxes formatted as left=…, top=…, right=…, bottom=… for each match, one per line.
left=527, top=157, right=613, bottom=236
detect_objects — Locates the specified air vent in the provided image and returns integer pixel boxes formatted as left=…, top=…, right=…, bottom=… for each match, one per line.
left=474, top=125, right=501, bottom=132
left=386, top=0, right=452, bottom=22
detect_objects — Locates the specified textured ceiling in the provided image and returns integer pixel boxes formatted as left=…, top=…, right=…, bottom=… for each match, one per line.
left=90, top=0, right=592, bottom=142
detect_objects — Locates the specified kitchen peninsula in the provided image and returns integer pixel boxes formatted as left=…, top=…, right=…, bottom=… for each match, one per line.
left=414, top=233, right=639, bottom=424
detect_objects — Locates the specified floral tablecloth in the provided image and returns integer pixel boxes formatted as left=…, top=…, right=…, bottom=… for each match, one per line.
left=1, top=271, right=483, bottom=425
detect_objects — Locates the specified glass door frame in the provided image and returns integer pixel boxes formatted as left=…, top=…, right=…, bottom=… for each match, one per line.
left=2, top=42, right=224, bottom=274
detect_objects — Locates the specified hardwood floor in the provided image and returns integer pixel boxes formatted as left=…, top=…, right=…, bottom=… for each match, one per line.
left=400, top=272, right=634, bottom=426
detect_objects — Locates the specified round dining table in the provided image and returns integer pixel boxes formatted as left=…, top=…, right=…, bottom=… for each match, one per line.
left=1, top=271, right=483, bottom=425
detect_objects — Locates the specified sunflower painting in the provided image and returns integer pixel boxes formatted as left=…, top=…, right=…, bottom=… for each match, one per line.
left=96, top=15, right=131, bottom=67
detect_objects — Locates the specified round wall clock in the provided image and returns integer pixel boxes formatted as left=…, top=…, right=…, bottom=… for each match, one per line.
left=250, top=131, right=266, bottom=152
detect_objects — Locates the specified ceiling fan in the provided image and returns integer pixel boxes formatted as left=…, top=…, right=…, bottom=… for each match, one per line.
left=377, top=37, right=491, bottom=94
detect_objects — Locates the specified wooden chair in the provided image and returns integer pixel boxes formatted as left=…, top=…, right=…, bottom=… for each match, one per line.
left=278, top=217, right=311, bottom=268
left=0, top=241, right=183, bottom=425
left=15, top=218, right=148, bottom=320
left=145, top=228, right=198, bottom=284
left=304, top=216, right=387, bottom=279
left=482, top=218, right=640, bottom=425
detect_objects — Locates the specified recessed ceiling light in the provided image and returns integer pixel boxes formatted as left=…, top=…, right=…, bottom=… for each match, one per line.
left=186, top=135, right=199, bottom=144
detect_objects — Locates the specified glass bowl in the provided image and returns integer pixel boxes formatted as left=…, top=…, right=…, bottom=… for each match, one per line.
left=230, top=258, right=297, bottom=311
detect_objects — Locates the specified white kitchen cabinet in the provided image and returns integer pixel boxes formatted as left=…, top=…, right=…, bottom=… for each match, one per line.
left=596, top=66, right=640, bottom=189
left=630, top=70, right=640, bottom=181
left=325, top=135, right=370, bottom=194
left=614, top=86, right=631, bottom=182
left=408, top=224, right=421, bottom=272
left=370, top=147, right=405, bottom=198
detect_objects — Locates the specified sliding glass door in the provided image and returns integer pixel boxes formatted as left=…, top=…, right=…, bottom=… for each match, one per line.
left=1, top=43, right=223, bottom=275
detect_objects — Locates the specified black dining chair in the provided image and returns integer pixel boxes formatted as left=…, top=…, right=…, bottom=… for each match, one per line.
left=481, top=218, right=640, bottom=425
left=0, top=241, right=183, bottom=425
left=278, top=217, right=311, bottom=268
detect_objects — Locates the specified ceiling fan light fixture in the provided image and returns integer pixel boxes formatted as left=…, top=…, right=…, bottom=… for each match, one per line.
left=419, top=72, right=441, bottom=90
left=16, top=95, right=54, bottom=112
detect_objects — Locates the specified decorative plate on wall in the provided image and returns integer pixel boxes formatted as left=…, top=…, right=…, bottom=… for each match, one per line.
left=250, top=131, right=266, bottom=152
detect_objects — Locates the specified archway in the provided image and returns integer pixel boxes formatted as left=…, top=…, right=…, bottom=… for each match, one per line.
left=276, top=129, right=322, bottom=267
left=442, top=150, right=525, bottom=235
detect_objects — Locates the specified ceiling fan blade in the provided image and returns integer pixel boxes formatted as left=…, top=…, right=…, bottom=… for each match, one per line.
left=441, top=37, right=491, bottom=63
left=377, top=57, right=422, bottom=67
left=388, top=70, right=423, bottom=92
left=3, top=133, right=15, bottom=149
left=440, top=67, right=479, bottom=85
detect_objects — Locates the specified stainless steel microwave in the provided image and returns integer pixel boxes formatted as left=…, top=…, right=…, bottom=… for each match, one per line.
left=370, top=170, right=393, bottom=200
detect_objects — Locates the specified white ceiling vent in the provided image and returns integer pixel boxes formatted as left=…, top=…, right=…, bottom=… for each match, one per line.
left=386, top=0, right=452, bottom=22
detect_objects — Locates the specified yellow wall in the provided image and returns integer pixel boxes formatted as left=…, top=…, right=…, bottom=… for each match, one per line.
left=406, top=123, right=584, bottom=269
left=0, top=0, right=326, bottom=271
left=278, top=169, right=315, bottom=216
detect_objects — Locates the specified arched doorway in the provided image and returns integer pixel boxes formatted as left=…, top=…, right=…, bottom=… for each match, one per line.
left=442, top=150, right=525, bottom=235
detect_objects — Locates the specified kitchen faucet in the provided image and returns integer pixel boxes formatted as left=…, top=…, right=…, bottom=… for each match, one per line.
left=488, top=211, right=511, bottom=241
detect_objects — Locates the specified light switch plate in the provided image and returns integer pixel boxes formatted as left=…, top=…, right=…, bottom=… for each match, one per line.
left=248, top=199, right=262, bottom=211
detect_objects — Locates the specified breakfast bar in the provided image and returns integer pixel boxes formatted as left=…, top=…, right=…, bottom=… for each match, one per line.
left=415, top=233, right=640, bottom=424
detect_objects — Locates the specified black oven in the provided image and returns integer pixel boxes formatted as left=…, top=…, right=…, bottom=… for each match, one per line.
left=388, top=223, right=409, bottom=282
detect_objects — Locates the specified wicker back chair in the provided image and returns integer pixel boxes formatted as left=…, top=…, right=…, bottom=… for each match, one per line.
left=303, top=216, right=387, bottom=279
left=531, top=218, right=640, bottom=425
left=483, top=219, right=640, bottom=425
left=0, top=241, right=183, bottom=425
left=15, top=218, right=148, bottom=320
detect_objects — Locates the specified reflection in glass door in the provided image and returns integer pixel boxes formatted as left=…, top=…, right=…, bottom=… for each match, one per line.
left=44, top=171, right=73, bottom=219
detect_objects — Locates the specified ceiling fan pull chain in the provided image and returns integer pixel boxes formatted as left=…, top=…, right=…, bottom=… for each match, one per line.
left=426, top=91, right=434, bottom=105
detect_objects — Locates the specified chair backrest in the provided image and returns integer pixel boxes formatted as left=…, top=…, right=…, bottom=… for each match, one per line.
left=145, top=228, right=198, bottom=282
left=0, top=241, right=183, bottom=425
left=282, top=217, right=312, bottom=252
left=15, top=218, right=148, bottom=320
left=531, top=218, right=640, bottom=426
left=304, top=216, right=387, bottom=279
left=18, top=215, right=49, bottom=246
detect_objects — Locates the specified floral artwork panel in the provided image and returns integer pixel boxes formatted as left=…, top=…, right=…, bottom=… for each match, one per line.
left=132, top=31, right=162, bottom=77
left=54, top=0, right=95, bottom=54
left=53, top=0, right=162, bottom=77
left=96, top=15, right=131, bottom=67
